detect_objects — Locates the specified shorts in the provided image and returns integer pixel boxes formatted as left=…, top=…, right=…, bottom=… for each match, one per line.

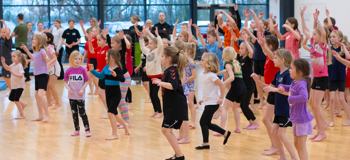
left=273, top=115, right=292, bottom=128
left=87, top=58, right=98, bottom=71
left=9, top=88, right=24, bottom=101
left=226, top=78, right=246, bottom=103
left=329, top=81, right=346, bottom=92
left=35, top=74, right=49, bottom=91
left=49, top=63, right=61, bottom=77
left=311, top=77, right=328, bottom=91
left=254, top=60, right=266, bottom=76
left=141, top=70, right=150, bottom=82
left=98, top=79, right=106, bottom=89
left=292, top=121, right=313, bottom=136
left=2, top=67, right=11, bottom=78
left=267, top=92, right=276, bottom=105
left=161, top=120, right=183, bottom=129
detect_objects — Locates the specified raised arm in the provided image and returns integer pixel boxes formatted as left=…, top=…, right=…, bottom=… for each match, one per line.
left=79, top=20, right=88, bottom=37
left=20, top=44, right=34, bottom=59
left=325, top=9, right=334, bottom=31
left=268, top=12, right=276, bottom=35
left=230, top=28, right=237, bottom=47
left=250, top=9, right=264, bottom=32
left=187, top=19, right=198, bottom=45
left=243, top=9, right=250, bottom=28
left=193, top=24, right=206, bottom=50
left=245, top=40, right=254, bottom=59
left=137, top=31, right=151, bottom=55
left=0, top=20, right=10, bottom=40
left=242, top=27, right=256, bottom=43
left=173, top=18, right=179, bottom=41
left=215, top=25, right=223, bottom=49
left=301, top=6, right=311, bottom=52
left=220, top=10, right=237, bottom=31
left=87, top=32, right=95, bottom=54
left=257, top=31, right=274, bottom=61
left=234, top=4, right=242, bottom=30
left=274, top=24, right=285, bottom=41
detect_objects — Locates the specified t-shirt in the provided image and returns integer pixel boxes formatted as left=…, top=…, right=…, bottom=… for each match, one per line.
left=91, top=37, right=98, bottom=58
left=283, top=31, right=300, bottom=59
left=253, top=30, right=271, bottom=60
left=34, top=31, right=43, bottom=35
left=200, top=71, right=219, bottom=105
left=264, top=54, right=280, bottom=85
left=154, top=22, right=172, bottom=31
left=96, top=45, right=110, bottom=72
left=33, top=49, right=49, bottom=75
left=13, top=23, right=28, bottom=48
left=126, top=48, right=133, bottom=75
left=310, top=37, right=328, bottom=77
left=271, top=70, right=292, bottom=117
left=206, top=42, right=224, bottom=72
left=46, top=44, right=57, bottom=67
left=328, top=46, right=346, bottom=81
left=0, top=37, right=13, bottom=65
left=223, top=25, right=240, bottom=53
left=10, top=63, right=25, bottom=89
left=241, top=55, right=255, bottom=89
left=279, top=79, right=314, bottom=123
left=64, top=66, right=89, bottom=100
left=161, top=66, right=188, bottom=121
left=225, top=61, right=243, bottom=78
left=62, top=28, right=81, bottom=50
left=52, top=28, right=64, bottom=52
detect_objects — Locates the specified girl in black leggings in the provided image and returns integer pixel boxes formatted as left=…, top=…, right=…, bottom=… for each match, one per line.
left=239, top=40, right=260, bottom=130
left=196, top=52, right=231, bottom=150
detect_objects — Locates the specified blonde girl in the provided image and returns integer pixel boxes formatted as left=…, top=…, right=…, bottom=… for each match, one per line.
left=1, top=51, right=28, bottom=119
left=217, top=47, right=246, bottom=135
left=21, top=34, right=50, bottom=122
left=196, top=52, right=231, bottom=150
left=63, top=51, right=91, bottom=137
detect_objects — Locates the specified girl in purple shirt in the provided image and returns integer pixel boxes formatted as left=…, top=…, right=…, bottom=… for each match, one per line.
left=278, top=58, right=314, bottom=160
left=22, top=34, right=51, bottom=122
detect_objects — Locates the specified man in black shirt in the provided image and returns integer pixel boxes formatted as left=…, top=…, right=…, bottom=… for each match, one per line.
left=154, top=12, right=172, bottom=31
left=62, top=19, right=81, bottom=58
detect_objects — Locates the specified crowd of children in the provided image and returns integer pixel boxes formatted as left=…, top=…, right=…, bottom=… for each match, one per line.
left=2, top=4, right=350, bottom=160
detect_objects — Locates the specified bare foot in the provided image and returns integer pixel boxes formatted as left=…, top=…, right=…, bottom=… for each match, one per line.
left=177, top=136, right=183, bottom=141
left=257, top=101, right=266, bottom=109
left=124, top=125, right=131, bottom=135
left=15, top=116, right=25, bottom=120
left=309, top=133, right=319, bottom=140
left=262, top=148, right=279, bottom=156
left=150, top=112, right=157, bottom=117
left=50, top=104, right=61, bottom=110
left=101, top=114, right=109, bottom=119
left=145, top=99, right=151, bottom=103
left=329, top=122, right=334, bottom=127
left=42, top=116, right=51, bottom=122
left=189, top=124, right=196, bottom=129
left=32, top=117, right=44, bottom=121
left=178, top=139, right=190, bottom=144
left=93, top=91, right=99, bottom=96
left=313, top=124, right=318, bottom=130
left=336, top=113, right=342, bottom=118
left=127, top=103, right=133, bottom=110
left=342, top=120, right=350, bottom=126
left=105, top=135, right=119, bottom=140
left=154, top=113, right=163, bottom=118
left=312, top=134, right=327, bottom=142
left=194, top=104, right=199, bottom=109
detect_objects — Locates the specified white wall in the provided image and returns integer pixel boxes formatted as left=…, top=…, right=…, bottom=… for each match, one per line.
left=269, top=0, right=280, bottom=26
left=295, top=0, right=350, bottom=57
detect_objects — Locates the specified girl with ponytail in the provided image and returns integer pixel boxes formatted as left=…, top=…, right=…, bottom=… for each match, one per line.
left=151, top=46, right=189, bottom=160
left=215, top=47, right=247, bottom=135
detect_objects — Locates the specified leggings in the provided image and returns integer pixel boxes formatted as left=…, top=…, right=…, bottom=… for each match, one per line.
left=150, top=78, right=162, bottom=113
left=240, top=87, right=256, bottom=121
left=194, top=95, right=197, bottom=105
left=126, top=87, right=132, bottom=103
left=118, top=72, right=131, bottom=120
left=57, top=48, right=65, bottom=79
left=70, top=99, right=90, bottom=131
left=200, top=105, right=226, bottom=143
left=106, top=85, right=122, bottom=115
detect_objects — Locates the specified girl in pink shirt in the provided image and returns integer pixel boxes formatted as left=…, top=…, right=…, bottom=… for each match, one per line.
left=274, top=17, right=301, bottom=59
left=1, top=50, right=28, bottom=119
left=301, top=7, right=330, bottom=142
left=42, top=32, right=61, bottom=110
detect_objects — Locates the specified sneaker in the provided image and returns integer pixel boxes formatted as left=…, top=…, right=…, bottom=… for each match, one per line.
left=86, top=131, right=92, bottom=137
left=71, top=130, right=80, bottom=136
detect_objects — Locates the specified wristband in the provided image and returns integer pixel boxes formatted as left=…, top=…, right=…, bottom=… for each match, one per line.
left=316, top=20, right=320, bottom=23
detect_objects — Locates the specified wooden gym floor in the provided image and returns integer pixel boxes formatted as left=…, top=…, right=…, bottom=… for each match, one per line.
left=0, top=69, right=350, bottom=160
